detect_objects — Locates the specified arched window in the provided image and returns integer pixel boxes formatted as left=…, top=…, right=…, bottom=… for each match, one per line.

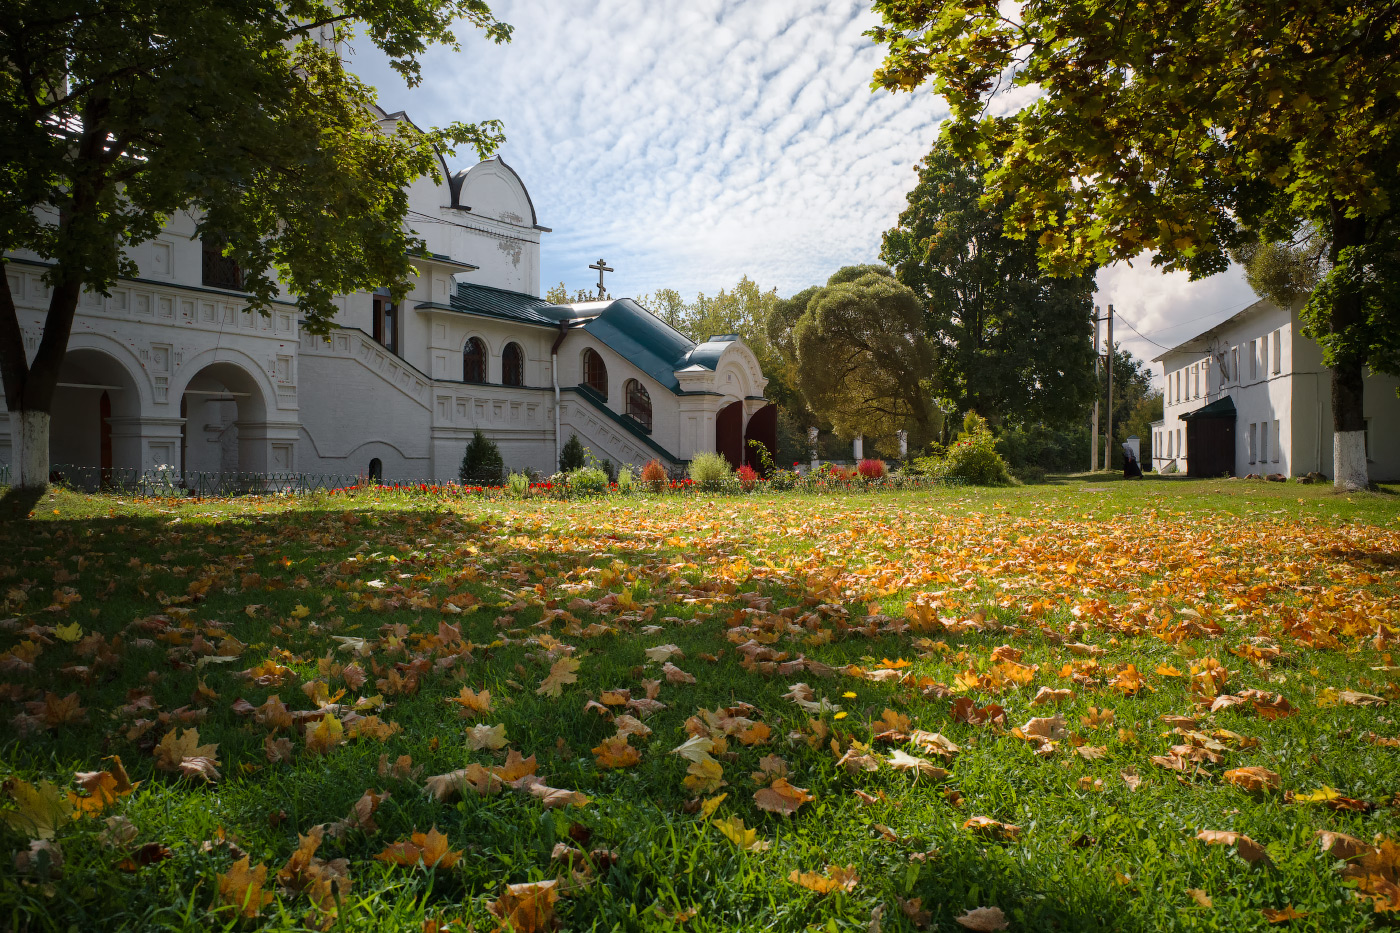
left=463, top=337, right=487, bottom=383
left=624, top=379, right=652, bottom=432
left=582, top=348, right=608, bottom=399
left=502, top=342, right=524, bottom=387
left=368, top=458, right=383, bottom=483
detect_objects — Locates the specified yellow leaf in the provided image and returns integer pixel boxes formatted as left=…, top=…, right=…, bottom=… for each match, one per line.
left=305, top=715, right=345, bottom=756
left=153, top=728, right=219, bottom=772
left=789, top=864, right=859, bottom=894
left=216, top=856, right=274, bottom=918
left=1, top=779, right=73, bottom=840
left=712, top=815, right=769, bottom=852
left=591, top=736, right=641, bottom=768
left=700, top=793, right=727, bottom=818
left=537, top=657, right=580, bottom=697
left=53, top=622, right=83, bottom=643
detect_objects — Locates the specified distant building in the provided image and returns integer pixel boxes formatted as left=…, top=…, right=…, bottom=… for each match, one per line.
left=1, top=106, right=773, bottom=483
left=1150, top=298, right=1400, bottom=480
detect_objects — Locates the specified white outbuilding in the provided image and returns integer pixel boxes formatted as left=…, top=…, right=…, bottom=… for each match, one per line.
left=1150, top=298, right=1400, bottom=480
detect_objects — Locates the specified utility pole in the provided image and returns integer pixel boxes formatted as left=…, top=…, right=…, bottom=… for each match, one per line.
left=1105, top=305, right=1114, bottom=472
left=1091, top=306, right=1101, bottom=471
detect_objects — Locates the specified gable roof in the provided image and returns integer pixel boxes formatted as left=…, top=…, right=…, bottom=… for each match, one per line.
left=1151, top=298, right=1277, bottom=362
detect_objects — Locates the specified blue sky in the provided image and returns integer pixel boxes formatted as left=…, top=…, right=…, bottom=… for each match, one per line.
left=352, top=0, right=1259, bottom=371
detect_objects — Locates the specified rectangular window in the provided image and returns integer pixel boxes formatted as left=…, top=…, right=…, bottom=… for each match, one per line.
left=1272, top=420, right=1281, bottom=462
left=1272, top=330, right=1282, bottom=374
left=1194, top=364, right=1201, bottom=398
left=1249, top=423, right=1258, bottom=463
left=1261, top=422, right=1268, bottom=463
left=1261, top=336, right=1269, bottom=378
left=372, top=295, right=398, bottom=356
left=201, top=240, right=243, bottom=290
left=1231, top=347, right=1240, bottom=384
left=1166, top=431, right=1173, bottom=458
left=1249, top=340, right=1258, bottom=381
left=1178, top=428, right=1184, bottom=458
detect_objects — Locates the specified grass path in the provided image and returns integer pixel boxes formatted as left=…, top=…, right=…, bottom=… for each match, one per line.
left=1, top=478, right=1398, bottom=931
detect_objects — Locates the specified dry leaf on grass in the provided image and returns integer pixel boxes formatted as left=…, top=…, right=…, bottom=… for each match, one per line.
left=216, top=856, right=274, bottom=918
left=375, top=827, right=462, bottom=869
left=753, top=778, right=813, bottom=815
left=789, top=864, right=859, bottom=894
left=1196, top=830, right=1271, bottom=865
left=490, top=879, right=559, bottom=932
left=955, top=906, right=1009, bottom=930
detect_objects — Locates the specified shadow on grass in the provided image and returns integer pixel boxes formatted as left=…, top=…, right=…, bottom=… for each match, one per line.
left=0, top=484, right=45, bottom=522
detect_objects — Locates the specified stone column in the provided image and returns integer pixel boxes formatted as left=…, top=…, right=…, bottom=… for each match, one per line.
left=898, top=430, right=908, bottom=459
left=807, top=426, right=819, bottom=471
left=853, top=435, right=864, bottom=461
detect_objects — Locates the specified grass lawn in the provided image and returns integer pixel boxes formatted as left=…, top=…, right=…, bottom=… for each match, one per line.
left=2, top=476, right=1399, bottom=932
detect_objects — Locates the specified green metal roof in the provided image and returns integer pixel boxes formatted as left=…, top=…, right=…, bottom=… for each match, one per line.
left=1181, top=395, right=1237, bottom=420
left=450, top=282, right=566, bottom=327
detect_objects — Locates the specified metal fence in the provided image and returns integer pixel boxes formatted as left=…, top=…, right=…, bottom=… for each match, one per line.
left=41, top=464, right=369, bottom=497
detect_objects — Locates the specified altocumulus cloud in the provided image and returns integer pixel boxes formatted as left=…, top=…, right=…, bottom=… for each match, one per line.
left=354, top=0, right=1256, bottom=371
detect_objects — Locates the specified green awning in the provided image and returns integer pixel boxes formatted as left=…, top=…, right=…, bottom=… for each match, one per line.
left=1181, top=396, right=1237, bottom=420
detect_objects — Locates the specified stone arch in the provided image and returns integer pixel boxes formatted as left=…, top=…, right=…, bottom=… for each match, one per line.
left=172, top=352, right=274, bottom=474
left=48, top=345, right=147, bottom=483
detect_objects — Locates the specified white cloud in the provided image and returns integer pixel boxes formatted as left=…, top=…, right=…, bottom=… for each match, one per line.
left=352, top=0, right=1263, bottom=373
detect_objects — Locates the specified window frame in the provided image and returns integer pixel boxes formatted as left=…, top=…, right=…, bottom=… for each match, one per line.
left=582, top=348, right=608, bottom=399
left=373, top=294, right=398, bottom=356
left=623, top=378, right=653, bottom=432
left=463, top=336, right=488, bottom=384
left=501, top=342, right=525, bottom=387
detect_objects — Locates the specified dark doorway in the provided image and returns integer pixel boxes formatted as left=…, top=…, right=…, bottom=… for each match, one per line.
left=1182, top=396, right=1237, bottom=477
left=368, top=458, right=383, bottom=483
left=743, top=404, right=776, bottom=475
left=716, top=401, right=744, bottom=469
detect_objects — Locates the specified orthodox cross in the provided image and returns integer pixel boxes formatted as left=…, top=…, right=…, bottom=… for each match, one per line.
left=588, top=258, right=614, bottom=296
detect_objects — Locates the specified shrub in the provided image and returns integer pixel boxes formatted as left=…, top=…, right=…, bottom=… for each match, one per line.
left=857, top=458, right=888, bottom=480
left=640, top=458, right=667, bottom=493
left=689, top=451, right=731, bottom=490
left=769, top=468, right=798, bottom=491
left=747, top=439, right=775, bottom=477
left=616, top=467, right=633, bottom=493
left=568, top=466, right=609, bottom=495
left=559, top=434, right=587, bottom=472
left=736, top=463, right=759, bottom=490
left=937, top=429, right=1013, bottom=485
left=459, top=430, right=504, bottom=486
left=507, top=471, right=531, bottom=497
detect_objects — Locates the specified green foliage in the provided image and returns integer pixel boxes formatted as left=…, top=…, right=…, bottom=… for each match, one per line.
left=616, top=467, right=633, bottom=493
left=995, top=424, right=1089, bottom=474
left=769, top=266, right=938, bottom=442
left=867, top=0, right=1400, bottom=481
left=559, top=434, right=587, bottom=473
left=882, top=139, right=1097, bottom=428
left=566, top=466, right=609, bottom=495
left=747, top=439, right=775, bottom=477
left=1231, top=235, right=1328, bottom=311
left=544, top=282, right=596, bottom=303
left=458, top=430, right=503, bottom=486
left=688, top=451, right=732, bottom=490
left=506, top=471, right=531, bottom=498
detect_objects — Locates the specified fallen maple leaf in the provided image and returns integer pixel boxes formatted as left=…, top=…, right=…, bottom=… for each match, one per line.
left=1, top=778, right=73, bottom=840
left=1187, top=888, right=1213, bottom=907
left=71, top=757, right=138, bottom=814
left=375, top=827, right=462, bottom=869
left=466, top=723, right=508, bottom=751
left=537, top=657, right=580, bottom=698
left=305, top=715, right=345, bottom=756
left=1224, top=766, right=1281, bottom=793
left=1196, top=830, right=1271, bottom=865
left=490, top=879, right=559, bottom=933
left=963, top=816, right=1021, bottom=841
left=592, top=736, right=641, bottom=768
left=789, top=864, right=859, bottom=894
left=1262, top=906, right=1308, bottom=923
left=712, top=815, right=770, bottom=851
left=153, top=728, right=220, bottom=773
left=753, top=777, right=813, bottom=816
left=446, top=686, right=491, bottom=718
left=1032, top=687, right=1072, bottom=705
left=888, top=750, right=947, bottom=781
left=216, top=856, right=274, bottom=918
left=955, top=906, right=1009, bottom=930
left=663, top=661, right=696, bottom=684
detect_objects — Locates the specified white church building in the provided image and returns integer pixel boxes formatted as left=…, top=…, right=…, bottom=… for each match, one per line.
left=1, top=107, right=775, bottom=486
left=1151, top=297, right=1400, bottom=480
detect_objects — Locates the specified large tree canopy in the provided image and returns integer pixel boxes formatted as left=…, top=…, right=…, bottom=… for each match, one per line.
left=869, top=0, right=1400, bottom=489
left=768, top=265, right=938, bottom=443
left=881, top=139, right=1097, bottom=428
left=0, top=0, right=511, bottom=486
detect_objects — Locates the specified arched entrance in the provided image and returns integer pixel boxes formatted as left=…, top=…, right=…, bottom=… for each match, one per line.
left=715, top=401, right=744, bottom=469
left=49, top=348, right=143, bottom=487
left=179, top=361, right=269, bottom=475
left=743, top=404, right=777, bottom=475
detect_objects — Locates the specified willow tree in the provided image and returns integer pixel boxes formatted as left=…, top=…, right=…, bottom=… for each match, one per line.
left=0, top=0, right=510, bottom=487
left=768, top=265, right=938, bottom=445
left=869, top=0, right=1400, bottom=489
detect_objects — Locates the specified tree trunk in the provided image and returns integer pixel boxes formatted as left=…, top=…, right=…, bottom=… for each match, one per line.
left=1328, top=209, right=1369, bottom=491
left=1, top=266, right=83, bottom=489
